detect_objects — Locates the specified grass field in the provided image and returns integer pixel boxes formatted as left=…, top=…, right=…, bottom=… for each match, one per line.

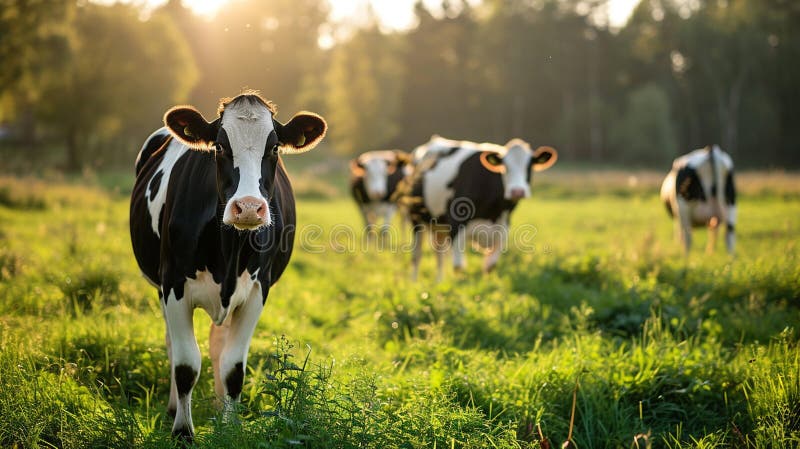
left=0, top=168, right=798, bottom=448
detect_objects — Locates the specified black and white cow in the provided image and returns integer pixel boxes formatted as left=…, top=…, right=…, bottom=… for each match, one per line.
left=404, top=135, right=557, bottom=281
left=349, top=150, right=412, bottom=234
left=130, top=92, right=326, bottom=441
left=660, top=144, right=736, bottom=254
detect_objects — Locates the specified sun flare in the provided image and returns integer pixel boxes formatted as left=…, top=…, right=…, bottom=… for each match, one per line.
left=135, top=0, right=637, bottom=29
left=185, top=0, right=230, bottom=17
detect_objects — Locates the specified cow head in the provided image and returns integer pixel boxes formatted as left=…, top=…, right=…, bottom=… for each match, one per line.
left=350, top=150, right=411, bottom=200
left=480, top=139, right=557, bottom=201
left=164, top=92, right=326, bottom=230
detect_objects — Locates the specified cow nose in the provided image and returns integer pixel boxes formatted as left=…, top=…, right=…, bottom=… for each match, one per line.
left=232, top=196, right=267, bottom=223
left=368, top=189, right=386, bottom=200
left=510, top=188, right=526, bottom=200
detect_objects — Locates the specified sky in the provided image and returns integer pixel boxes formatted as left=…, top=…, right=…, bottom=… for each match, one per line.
left=326, top=0, right=641, bottom=29
left=133, top=0, right=641, bottom=30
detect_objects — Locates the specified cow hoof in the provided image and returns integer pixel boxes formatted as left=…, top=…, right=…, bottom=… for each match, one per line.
left=172, top=427, right=194, bottom=445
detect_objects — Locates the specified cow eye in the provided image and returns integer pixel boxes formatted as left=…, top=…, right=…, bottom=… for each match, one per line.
left=271, top=144, right=280, bottom=154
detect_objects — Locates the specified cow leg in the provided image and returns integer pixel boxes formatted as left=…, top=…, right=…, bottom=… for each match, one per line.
left=160, top=297, right=179, bottom=417
left=216, top=288, right=264, bottom=421
left=165, top=330, right=179, bottom=417
left=163, top=290, right=201, bottom=442
left=381, top=204, right=396, bottom=237
left=672, top=217, right=684, bottom=252
left=209, top=322, right=229, bottom=399
left=706, top=217, right=719, bottom=254
left=431, top=229, right=449, bottom=282
left=482, top=224, right=508, bottom=273
left=677, top=201, right=692, bottom=254
left=724, top=171, right=737, bottom=255
left=359, top=204, right=371, bottom=230
left=483, top=246, right=502, bottom=273
left=452, top=226, right=467, bottom=273
left=411, top=225, right=424, bottom=281
left=435, top=248, right=445, bottom=282
left=681, top=223, right=692, bottom=254
left=360, top=204, right=377, bottom=244
left=725, top=205, right=736, bottom=255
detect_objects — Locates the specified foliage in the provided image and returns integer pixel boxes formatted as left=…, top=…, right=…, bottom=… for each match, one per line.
left=0, top=0, right=75, bottom=121
left=0, top=177, right=48, bottom=210
left=397, top=1, right=483, bottom=146
left=158, top=0, right=329, bottom=117
left=608, top=83, right=677, bottom=166
left=324, top=26, right=405, bottom=155
left=0, top=341, right=142, bottom=448
left=37, top=3, right=197, bottom=171
left=3, top=0, right=800, bottom=171
left=0, top=172, right=799, bottom=447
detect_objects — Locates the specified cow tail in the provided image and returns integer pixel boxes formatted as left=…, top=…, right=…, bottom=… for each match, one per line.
left=707, top=145, right=719, bottom=199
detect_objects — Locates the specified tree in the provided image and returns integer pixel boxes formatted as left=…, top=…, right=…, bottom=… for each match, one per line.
left=475, top=0, right=619, bottom=159
left=620, top=0, right=798, bottom=166
left=161, top=0, right=329, bottom=117
left=608, top=83, right=677, bottom=166
left=324, top=25, right=404, bottom=154
left=396, top=1, right=481, bottom=148
left=0, top=0, right=74, bottom=145
left=35, top=3, right=197, bottom=171
left=676, top=0, right=771, bottom=156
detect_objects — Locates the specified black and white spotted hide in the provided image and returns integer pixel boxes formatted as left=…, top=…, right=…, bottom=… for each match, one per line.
left=130, top=92, right=326, bottom=441
left=349, top=150, right=412, bottom=235
left=404, top=136, right=557, bottom=281
left=660, top=144, right=737, bottom=254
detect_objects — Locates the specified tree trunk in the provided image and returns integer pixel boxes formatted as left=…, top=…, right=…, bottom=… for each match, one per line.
left=722, top=67, right=747, bottom=155
left=18, top=105, right=37, bottom=152
left=562, top=89, right=575, bottom=158
left=65, top=127, right=82, bottom=173
left=713, top=65, right=747, bottom=156
left=588, top=38, right=601, bottom=162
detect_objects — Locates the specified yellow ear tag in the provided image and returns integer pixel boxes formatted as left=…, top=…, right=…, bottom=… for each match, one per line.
left=296, top=134, right=306, bottom=147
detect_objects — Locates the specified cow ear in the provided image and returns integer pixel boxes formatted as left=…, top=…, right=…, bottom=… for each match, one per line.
left=350, top=158, right=365, bottom=177
left=164, top=106, right=216, bottom=149
left=480, top=151, right=505, bottom=173
left=532, top=146, right=558, bottom=172
left=275, top=112, right=327, bottom=154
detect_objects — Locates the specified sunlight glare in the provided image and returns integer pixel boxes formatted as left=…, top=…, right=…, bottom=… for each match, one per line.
left=184, top=0, right=229, bottom=17
left=127, top=0, right=637, bottom=30
left=607, top=0, right=639, bottom=27
left=326, top=0, right=637, bottom=30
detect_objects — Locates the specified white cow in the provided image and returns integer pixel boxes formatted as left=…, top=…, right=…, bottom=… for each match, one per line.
left=660, top=144, right=737, bottom=254
left=349, top=150, right=412, bottom=235
left=404, top=135, right=557, bottom=281
left=131, top=91, right=327, bottom=441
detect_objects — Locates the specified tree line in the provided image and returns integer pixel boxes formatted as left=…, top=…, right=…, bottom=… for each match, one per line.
left=1, top=0, right=798, bottom=172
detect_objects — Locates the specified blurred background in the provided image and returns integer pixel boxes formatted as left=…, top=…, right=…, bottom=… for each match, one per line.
left=1, top=0, right=798, bottom=174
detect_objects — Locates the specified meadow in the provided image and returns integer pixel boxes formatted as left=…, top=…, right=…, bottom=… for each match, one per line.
left=0, top=166, right=798, bottom=448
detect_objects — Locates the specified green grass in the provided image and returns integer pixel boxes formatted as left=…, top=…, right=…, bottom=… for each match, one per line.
left=0, top=171, right=798, bottom=448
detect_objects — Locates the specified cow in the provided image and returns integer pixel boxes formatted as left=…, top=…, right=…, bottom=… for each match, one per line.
left=349, top=150, right=412, bottom=235
left=129, top=91, right=326, bottom=441
left=403, top=135, right=557, bottom=281
left=660, top=144, right=736, bottom=254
